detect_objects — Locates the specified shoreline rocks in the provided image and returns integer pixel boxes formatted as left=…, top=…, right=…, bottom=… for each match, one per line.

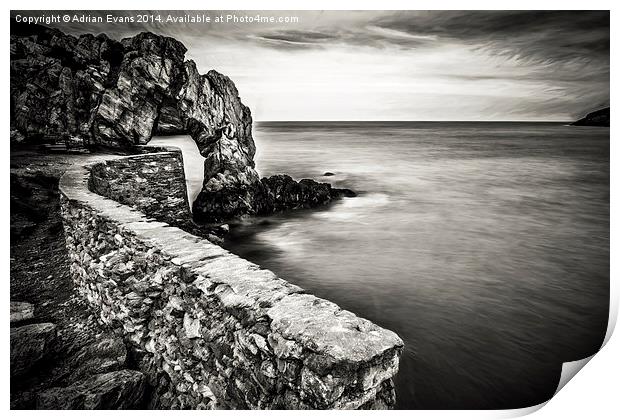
left=192, top=173, right=356, bottom=223
left=36, top=370, right=147, bottom=409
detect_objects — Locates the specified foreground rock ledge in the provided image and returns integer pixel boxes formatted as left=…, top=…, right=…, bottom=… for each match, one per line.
left=10, top=322, right=57, bottom=377
left=37, top=370, right=146, bottom=409
left=59, top=150, right=404, bottom=409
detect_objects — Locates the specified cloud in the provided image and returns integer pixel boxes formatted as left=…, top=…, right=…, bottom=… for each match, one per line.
left=370, top=11, right=609, bottom=63
left=253, top=30, right=341, bottom=44
left=10, top=10, right=610, bottom=121
left=240, top=11, right=609, bottom=70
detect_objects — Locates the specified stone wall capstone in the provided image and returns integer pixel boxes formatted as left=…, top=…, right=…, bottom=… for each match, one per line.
left=59, top=152, right=404, bottom=409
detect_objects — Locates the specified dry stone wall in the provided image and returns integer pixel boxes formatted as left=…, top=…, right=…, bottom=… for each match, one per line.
left=59, top=152, right=404, bottom=409
left=88, top=150, right=190, bottom=227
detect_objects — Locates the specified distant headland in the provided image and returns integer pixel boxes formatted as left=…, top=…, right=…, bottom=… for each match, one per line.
left=572, top=107, right=610, bottom=127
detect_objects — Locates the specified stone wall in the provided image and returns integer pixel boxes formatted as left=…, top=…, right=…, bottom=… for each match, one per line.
left=88, top=150, right=191, bottom=228
left=59, top=152, right=404, bottom=410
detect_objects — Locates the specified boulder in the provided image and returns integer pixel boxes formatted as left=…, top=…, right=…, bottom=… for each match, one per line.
left=10, top=322, right=57, bottom=377
left=10, top=301, right=35, bottom=323
left=36, top=369, right=146, bottom=409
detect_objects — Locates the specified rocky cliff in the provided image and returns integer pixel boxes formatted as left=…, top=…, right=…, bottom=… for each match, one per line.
left=571, top=107, right=610, bottom=127
left=10, top=23, right=353, bottom=223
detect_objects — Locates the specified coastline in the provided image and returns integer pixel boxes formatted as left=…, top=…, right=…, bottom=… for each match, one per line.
left=9, top=146, right=404, bottom=409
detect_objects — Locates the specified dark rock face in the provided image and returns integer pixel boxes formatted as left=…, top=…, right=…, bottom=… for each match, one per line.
left=262, top=175, right=356, bottom=211
left=11, top=23, right=354, bottom=223
left=11, top=25, right=187, bottom=147
left=93, top=33, right=187, bottom=146
left=11, top=24, right=124, bottom=144
left=263, top=175, right=333, bottom=211
left=572, top=107, right=610, bottom=127
left=36, top=370, right=146, bottom=409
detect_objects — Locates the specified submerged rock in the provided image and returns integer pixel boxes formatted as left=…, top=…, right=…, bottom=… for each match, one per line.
left=572, top=107, right=610, bottom=127
left=10, top=322, right=57, bottom=377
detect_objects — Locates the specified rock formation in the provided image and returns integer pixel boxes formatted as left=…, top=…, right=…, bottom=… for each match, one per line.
left=10, top=23, right=354, bottom=223
left=572, top=107, right=610, bottom=127
left=9, top=296, right=147, bottom=409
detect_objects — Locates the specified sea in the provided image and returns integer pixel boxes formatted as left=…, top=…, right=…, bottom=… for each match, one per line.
left=152, top=121, right=610, bottom=409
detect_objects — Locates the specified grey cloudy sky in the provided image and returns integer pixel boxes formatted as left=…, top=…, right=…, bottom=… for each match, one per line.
left=13, top=10, right=610, bottom=121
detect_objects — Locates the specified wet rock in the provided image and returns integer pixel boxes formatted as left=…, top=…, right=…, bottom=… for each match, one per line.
left=193, top=173, right=356, bottom=222
left=323, top=172, right=335, bottom=176
left=10, top=322, right=57, bottom=377
left=36, top=369, right=146, bottom=409
left=262, top=175, right=332, bottom=211
left=10, top=301, right=35, bottom=323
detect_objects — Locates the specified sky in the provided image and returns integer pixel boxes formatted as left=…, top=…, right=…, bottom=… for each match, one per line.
left=13, top=10, right=610, bottom=121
